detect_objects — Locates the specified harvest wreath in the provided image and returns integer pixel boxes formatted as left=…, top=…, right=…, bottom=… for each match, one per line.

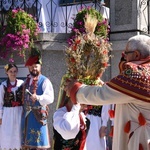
left=64, top=7, right=112, bottom=86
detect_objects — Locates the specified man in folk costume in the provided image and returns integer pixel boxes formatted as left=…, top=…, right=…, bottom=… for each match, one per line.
left=53, top=77, right=90, bottom=150
left=65, top=34, right=150, bottom=150
left=22, top=47, right=54, bottom=149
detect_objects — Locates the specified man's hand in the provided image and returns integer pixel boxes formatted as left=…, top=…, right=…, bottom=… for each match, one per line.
left=30, top=93, right=38, bottom=103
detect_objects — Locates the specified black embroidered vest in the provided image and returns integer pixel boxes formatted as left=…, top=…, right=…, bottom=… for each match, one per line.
left=3, top=85, right=23, bottom=107
left=53, top=118, right=90, bottom=150
left=86, top=105, right=102, bottom=117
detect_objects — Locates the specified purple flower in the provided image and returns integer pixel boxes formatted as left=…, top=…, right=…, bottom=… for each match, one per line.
left=6, top=40, right=12, bottom=47
left=77, top=21, right=83, bottom=26
left=102, top=19, right=107, bottom=25
left=0, top=8, right=40, bottom=62
left=9, top=58, right=14, bottom=63
left=72, top=28, right=79, bottom=33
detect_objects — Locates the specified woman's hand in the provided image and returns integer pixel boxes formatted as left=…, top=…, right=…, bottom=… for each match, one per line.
left=99, top=126, right=107, bottom=138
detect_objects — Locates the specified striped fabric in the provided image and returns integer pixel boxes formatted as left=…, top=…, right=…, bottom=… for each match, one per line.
left=107, top=61, right=150, bottom=102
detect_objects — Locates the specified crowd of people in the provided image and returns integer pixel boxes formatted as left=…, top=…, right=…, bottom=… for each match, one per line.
left=0, top=34, right=149, bottom=150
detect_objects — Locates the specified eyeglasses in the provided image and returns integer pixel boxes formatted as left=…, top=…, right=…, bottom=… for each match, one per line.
left=124, top=51, right=135, bottom=55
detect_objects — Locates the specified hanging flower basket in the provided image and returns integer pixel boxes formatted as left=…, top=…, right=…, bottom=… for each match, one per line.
left=63, top=7, right=112, bottom=86
left=0, top=8, right=40, bottom=62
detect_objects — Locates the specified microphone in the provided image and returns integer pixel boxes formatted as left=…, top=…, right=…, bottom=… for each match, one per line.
left=25, top=89, right=32, bottom=96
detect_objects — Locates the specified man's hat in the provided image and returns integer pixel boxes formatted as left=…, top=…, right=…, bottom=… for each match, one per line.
left=25, top=47, right=42, bottom=66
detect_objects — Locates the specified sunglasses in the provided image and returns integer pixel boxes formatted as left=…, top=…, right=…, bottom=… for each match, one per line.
left=124, top=51, right=135, bottom=54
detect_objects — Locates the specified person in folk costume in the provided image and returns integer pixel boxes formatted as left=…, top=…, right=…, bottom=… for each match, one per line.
left=0, top=64, right=24, bottom=149
left=84, top=103, right=114, bottom=150
left=22, top=47, right=54, bottom=149
left=80, top=72, right=114, bottom=150
left=52, top=76, right=90, bottom=150
left=80, top=60, right=114, bottom=150
left=64, top=34, right=150, bottom=150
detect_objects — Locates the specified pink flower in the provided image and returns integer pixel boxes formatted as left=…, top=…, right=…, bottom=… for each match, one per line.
left=22, top=29, right=30, bottom=34
left=0, top=8, right=40, bottom=62
left=23, top=43, right=29, bottom=49
left=17, top=31, right=21, bottom=35
left=21, top=24, right=26, bottom=29
left=9, top=58, right=14, bottom=63
left=12, top=9, right=18, bottom=14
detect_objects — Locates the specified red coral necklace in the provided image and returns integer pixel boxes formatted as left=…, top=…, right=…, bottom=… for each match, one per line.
left=7, top=79, right=17, bottom=92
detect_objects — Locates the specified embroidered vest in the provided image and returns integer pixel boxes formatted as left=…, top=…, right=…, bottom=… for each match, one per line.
left=23, top=74, right=46, bottom=106
left=3, top=85, right=23, bottom=107
left=23, top=74, right=49, bottom=125
left=84, top=105, right=102, bottom=117
left=53, top=118, right=90, bottom=150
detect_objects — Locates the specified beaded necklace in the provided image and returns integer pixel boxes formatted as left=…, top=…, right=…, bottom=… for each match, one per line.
left=7, top=79, right=17, bottom=93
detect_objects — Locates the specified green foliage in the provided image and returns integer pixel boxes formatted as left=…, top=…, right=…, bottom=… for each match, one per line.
left=6, top=9, right=39, bottom=40
left=73, top=7, right=109, bottom=38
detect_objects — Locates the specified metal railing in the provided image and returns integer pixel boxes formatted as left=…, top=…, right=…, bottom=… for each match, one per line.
left=0, top=0, right=108, bottom=33
left=140, top=0, right=150, bottom=34
left=0, top=0, right=149, bottom=34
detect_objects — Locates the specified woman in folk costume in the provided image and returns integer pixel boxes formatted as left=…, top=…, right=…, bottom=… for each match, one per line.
left=0, top=64, right=24, bottom=149
left=85, top=104, right=114, bottom=150
left=22, top=47, right=54, bottom=149
left=53, top=76, right=90, bottom=150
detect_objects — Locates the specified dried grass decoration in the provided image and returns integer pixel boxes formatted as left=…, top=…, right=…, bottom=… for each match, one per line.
left=64, top=7, right=112, bottom=85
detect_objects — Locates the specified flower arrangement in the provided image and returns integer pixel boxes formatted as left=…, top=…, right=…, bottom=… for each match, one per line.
left=0, top=9, right=40, bottom=62
left=64, top=7, right=111, bottom=86
left=67, top=7, right=110, bottom=46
